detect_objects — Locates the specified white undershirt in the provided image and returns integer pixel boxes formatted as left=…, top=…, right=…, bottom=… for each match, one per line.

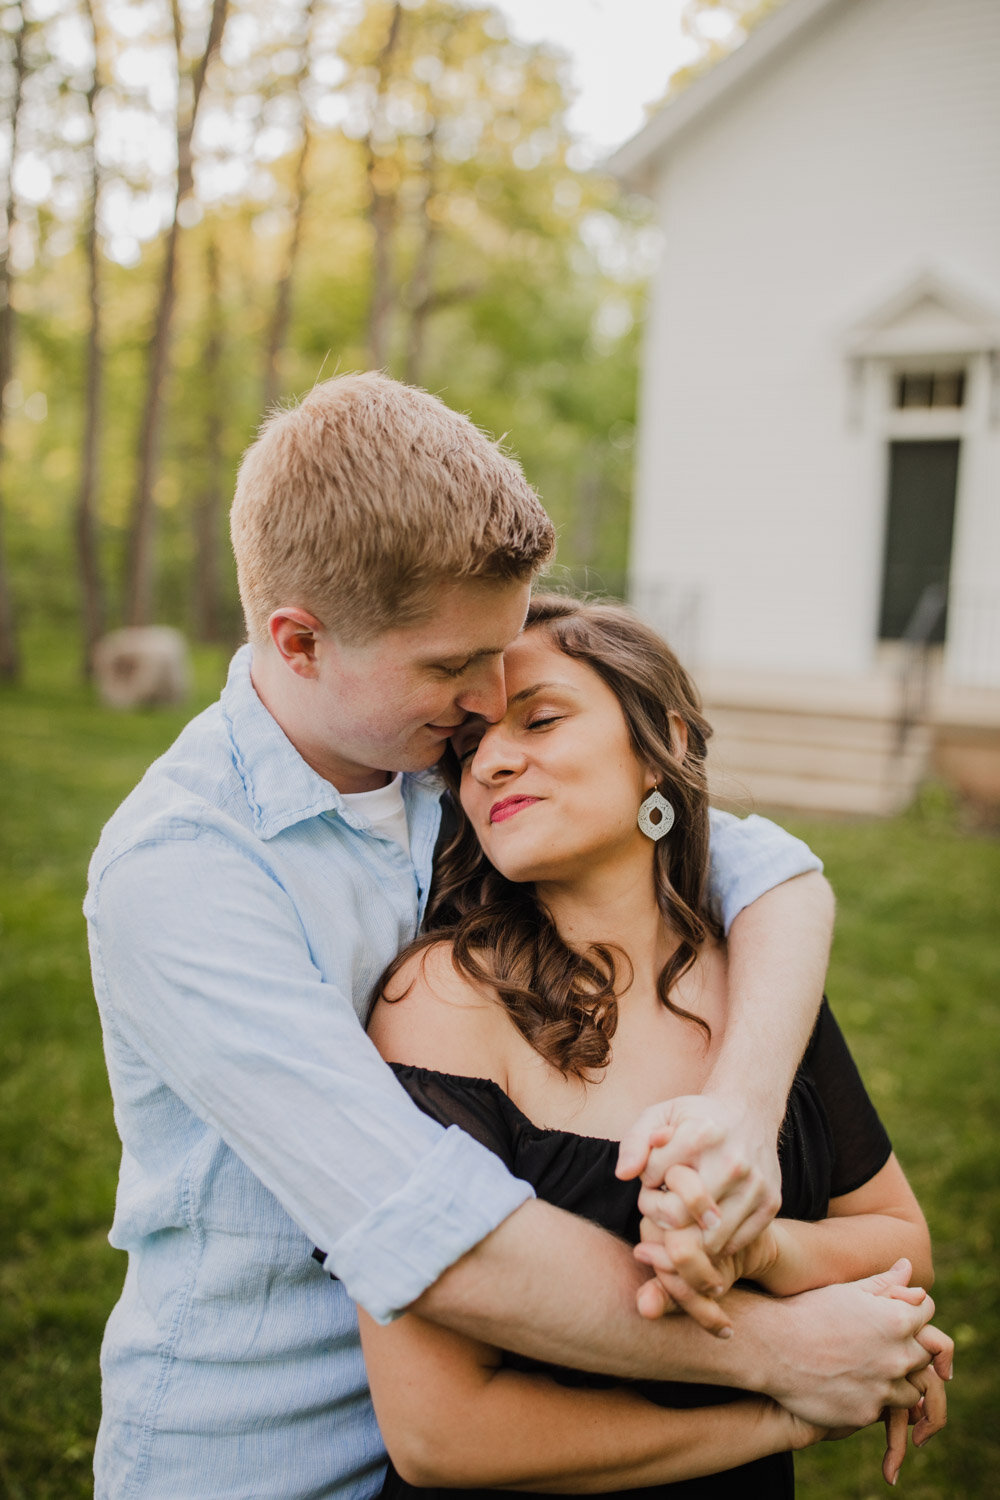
left=339, top=772, right=411, bottom=857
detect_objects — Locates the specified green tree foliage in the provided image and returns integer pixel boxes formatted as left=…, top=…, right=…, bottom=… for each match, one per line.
left=1, top=0, right=649, bottom=662
left=659, top=0, right=789, bottom=100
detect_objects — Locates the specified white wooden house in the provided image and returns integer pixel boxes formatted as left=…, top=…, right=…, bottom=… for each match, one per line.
left=612, top=0, right=1000, bottom=812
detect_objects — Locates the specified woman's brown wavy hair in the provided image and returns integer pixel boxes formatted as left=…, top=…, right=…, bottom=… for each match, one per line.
left=378, top=593, right=721, bottom=1078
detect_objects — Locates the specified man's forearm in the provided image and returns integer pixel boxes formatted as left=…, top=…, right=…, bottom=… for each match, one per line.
left=710, top=870, right=834, bottom=1122
left=415, top=1198, right=776, bottom=1387
left=415, top=1199, right=943, bottom=1430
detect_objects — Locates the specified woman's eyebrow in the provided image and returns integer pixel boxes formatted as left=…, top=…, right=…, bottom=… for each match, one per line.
left=506, top=680, right=574, bottom=706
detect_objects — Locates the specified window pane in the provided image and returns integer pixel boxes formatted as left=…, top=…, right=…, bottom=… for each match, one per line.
left=894, top=370, right=966, bottom=409
left=897, top=374, right=934, bottom=408
left=932, top=371, right=965, bottom=407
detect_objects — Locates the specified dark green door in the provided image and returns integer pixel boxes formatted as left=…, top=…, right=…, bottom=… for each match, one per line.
left=878, top=439, right=959, bottom=642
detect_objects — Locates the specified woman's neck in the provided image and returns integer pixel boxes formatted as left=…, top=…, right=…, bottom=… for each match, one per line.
left=536, top=859, right=677, bottom=1004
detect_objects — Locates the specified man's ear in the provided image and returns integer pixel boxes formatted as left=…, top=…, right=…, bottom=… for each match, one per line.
left=268, top=608, right=326, bottom=679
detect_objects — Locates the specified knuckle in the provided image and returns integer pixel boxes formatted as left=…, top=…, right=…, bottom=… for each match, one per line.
left=664, top=1164, right=692, bottom=1194
left=722, top=1154, right=750, bottom=1187
left=681, top=1120, right=717, bottom=1155
left=668, top=1237, right=698, bottom=1267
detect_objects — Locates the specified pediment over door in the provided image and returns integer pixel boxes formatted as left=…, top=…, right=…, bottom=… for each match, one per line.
left=845, top=270, right=1000, bottom=361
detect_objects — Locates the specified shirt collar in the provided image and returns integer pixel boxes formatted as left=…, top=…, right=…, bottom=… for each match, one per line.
left=221, top=645, right=443, bottom=840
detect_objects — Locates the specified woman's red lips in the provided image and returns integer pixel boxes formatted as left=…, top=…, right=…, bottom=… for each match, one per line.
left=490, top=795, right=539, bottom=824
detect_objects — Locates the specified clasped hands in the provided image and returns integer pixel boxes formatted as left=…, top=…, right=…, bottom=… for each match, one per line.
left=616, top=1093, right=951, bottom=1485
left=616, top=1092, right=783, bottom=1332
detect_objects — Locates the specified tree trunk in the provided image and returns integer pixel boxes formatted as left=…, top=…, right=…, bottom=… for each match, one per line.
left=192, top=236, right=224, bottom=640
left=75, top=0, right=107, bottom=677
left=123, top=0, right=229, bottom=627
left=262, top=0, right=317, bottom=411
left=402, top=125, right=439, bottom=386
left=0, top=3, right=27, bottom=681
left=364, top=2, right=403, bottom=370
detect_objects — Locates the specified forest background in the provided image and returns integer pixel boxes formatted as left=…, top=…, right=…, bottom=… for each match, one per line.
left=4, top=1, right=997, bottom=1497
left=0, top=0, right=692, bottom=678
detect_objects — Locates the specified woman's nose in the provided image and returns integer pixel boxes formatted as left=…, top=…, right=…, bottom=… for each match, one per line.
left=469, top=725, right=523, bottom=783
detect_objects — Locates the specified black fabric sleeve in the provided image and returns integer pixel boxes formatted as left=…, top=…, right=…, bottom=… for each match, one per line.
left=805, top=1001, right=893, bottom=1198
left=389, top=1064, right=519, bottom=1175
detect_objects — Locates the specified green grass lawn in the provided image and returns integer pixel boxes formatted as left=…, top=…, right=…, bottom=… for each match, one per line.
left=1, top=642, right=997, bottom=1498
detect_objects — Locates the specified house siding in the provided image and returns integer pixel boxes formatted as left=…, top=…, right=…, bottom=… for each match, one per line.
left=631, top=0, right=1000, bottom=685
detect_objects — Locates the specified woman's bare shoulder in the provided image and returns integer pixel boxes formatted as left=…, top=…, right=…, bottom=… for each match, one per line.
left=367, top=941, right=511, bottom=1085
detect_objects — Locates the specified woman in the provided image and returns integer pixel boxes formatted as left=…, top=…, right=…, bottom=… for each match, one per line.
left=359, top=594, right=937, bottom=1497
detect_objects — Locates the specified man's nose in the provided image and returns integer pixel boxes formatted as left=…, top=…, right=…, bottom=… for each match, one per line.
left=457, top=658, right=507, bottom=723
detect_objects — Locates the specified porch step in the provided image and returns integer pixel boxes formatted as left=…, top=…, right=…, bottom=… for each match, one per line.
left=703, top=700, right=931, bottom=816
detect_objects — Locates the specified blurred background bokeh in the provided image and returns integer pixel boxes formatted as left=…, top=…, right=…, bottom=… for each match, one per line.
left=1, top=1, right=997, bottom=1494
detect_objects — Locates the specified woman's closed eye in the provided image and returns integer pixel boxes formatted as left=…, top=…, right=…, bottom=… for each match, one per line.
left=456, top=712, right=563, bottom=767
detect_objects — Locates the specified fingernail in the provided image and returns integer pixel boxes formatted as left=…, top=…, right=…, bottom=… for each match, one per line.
left=715, top=1326, right=733, bottom=1340
left=701, top=1210, right=721, bottom=1231
left=710, top=1285, right=724, bottom=1298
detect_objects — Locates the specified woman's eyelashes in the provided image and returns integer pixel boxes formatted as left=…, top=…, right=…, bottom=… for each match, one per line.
left=458, top=713, right=563, bottom=767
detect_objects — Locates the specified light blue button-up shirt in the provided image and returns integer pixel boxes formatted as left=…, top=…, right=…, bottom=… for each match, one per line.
left=85, top=645, right=820, bottom=1500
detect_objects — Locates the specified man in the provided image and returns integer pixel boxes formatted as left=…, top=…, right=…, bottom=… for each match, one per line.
left=86, top=374, right=948, bottom=1498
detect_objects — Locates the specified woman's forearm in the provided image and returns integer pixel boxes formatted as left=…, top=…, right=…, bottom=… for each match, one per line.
left=377, top=1354, right=803, bottom=1491
left=474, top=1380, right=802, bottom=1493
left=748, top=1154, right=933, bottom=1296
left=755, top=1213, right=933, bottom=1297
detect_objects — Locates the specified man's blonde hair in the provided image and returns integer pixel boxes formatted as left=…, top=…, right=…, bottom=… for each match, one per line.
left=230, top=372, right=556, bottom=644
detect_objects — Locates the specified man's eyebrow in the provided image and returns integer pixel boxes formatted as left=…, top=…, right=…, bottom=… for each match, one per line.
left=430, top=646, right=505, bottom=666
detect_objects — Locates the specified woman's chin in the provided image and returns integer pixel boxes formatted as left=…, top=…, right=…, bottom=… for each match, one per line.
left=492, top=854, right=573, bottom=887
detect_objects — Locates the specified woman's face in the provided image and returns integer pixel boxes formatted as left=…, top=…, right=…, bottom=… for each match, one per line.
left=454, top=628, right=655, bottom=887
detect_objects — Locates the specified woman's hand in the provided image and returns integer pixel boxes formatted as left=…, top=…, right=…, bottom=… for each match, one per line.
left=632, top=1203, right=780, bottom=1334
left=878, top=1279, right=950, bottom=1484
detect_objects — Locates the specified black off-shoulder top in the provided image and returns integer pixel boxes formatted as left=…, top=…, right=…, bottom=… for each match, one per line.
left=376, top=1000, right=892, bottom=1500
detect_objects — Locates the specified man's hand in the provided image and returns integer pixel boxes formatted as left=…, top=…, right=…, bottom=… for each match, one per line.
left=792, top=1278, right=951, bottom=1487
left=764, top=1260, right=953, bottom=1432
left=617, top=1092, right=783, bottom=1255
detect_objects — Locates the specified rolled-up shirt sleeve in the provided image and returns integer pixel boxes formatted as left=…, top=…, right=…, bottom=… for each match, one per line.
left=707, top=808, right=823, bottom=935
left=87, top=829, right=534, bottom=1325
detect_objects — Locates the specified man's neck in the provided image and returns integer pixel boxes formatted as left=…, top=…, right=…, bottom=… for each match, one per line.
left=248, top=649, right=391, bottom=794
